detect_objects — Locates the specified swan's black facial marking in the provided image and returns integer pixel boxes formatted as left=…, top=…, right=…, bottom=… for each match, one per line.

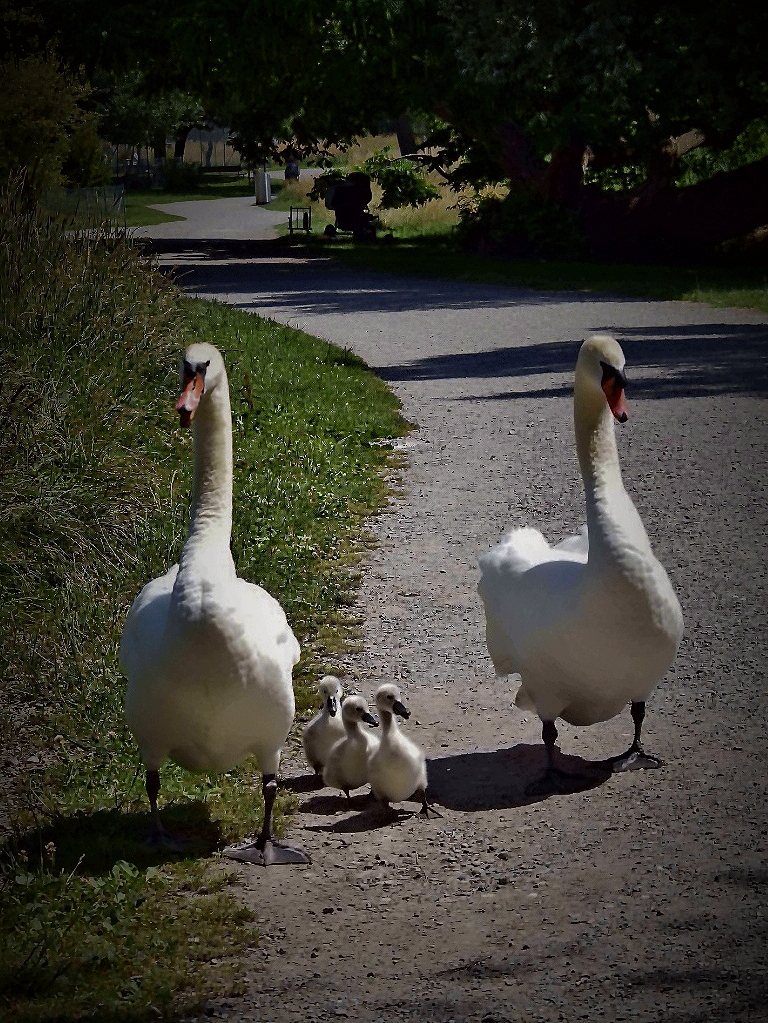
left=183, top=358, right=210, bottom=381
left=600, top=360, right=628, bottom=423
left=600, top=360, right=627, bottom=390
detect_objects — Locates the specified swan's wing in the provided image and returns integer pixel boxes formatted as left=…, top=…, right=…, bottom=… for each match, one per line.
left=553, top=523, right=589, bottom=563
left=478, top=528, right=585, bottom=677
left=229, top=577, right=301, bottom=683
left=120, top=565, right=178, bottom=684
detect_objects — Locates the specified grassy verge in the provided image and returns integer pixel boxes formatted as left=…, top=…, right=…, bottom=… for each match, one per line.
left=322, top=234, right=768, bottom=314
left=0, top=179, right=406, bottom=1021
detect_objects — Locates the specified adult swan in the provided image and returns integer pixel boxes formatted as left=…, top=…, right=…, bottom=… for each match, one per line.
left=121, top=343, right=309, bottom=865
left=478, top=335, right=683, bottom=786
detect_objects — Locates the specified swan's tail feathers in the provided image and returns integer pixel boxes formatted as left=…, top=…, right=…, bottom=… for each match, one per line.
left=478, top=527, right=554, bottom=579
left=553, top=523, right=589, bottom=562
left=514, top=683, right=536, bottom=712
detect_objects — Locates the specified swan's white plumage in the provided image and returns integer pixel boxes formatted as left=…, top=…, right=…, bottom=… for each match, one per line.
left=121, top=342, right=300, bottom=779
left=322, top=695, right=379, bottom=794
left=478, top=335, right=683, bottom=728
left=302, top=675, right=345, bottom=773
left=367, top=684, right=428, bottom=803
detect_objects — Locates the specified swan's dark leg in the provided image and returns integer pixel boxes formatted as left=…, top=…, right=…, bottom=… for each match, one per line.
left=611, top=702, right=663, bottom=772
left=525, top=720, right=597, bottom=796
left=143, top=769, right=187, bottom=851
left=223, top=775, right=311, bottom=866
left=417, top=787, right=443, bottom=818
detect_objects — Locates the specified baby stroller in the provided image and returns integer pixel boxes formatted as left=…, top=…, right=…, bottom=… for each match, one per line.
left=323, top=172, right=376, bottom=241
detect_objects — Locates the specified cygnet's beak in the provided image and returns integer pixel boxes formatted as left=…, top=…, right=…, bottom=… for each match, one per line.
left=177, top=370, right=204, bottom=427
left=326, top=696, right=338, bottom=716
left=392, top=700, right=410, bottom=719
left=362, top=712, right=379, bottom=727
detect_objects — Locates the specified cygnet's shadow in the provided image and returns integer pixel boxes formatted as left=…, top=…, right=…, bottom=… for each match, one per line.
left=304, top=801, right=415, bottom=834
left=282, top=772, right=324, bottom=793
left=299, top=790, right=374, bottom=815
left=427, top=744, right=611, bottom=811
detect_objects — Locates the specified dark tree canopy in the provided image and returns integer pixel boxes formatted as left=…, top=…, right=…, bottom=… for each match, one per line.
left=22, top=0, right=768, bottom=256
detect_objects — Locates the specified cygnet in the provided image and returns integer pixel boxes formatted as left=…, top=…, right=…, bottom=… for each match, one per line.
left=303, top=675, right=345, bottom=775
left=367, top=684, right=439, bottom=816
left=323, top=695, right=380, bottom=798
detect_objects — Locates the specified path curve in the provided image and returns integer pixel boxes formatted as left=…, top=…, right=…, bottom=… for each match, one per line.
left=133, top=195, right=286, bottom=241
left=173, top=251, right=768, bottom=1023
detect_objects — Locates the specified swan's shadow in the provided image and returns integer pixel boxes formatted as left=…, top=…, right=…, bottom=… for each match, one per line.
left=427, top=744, right=611, bottom=811
left=13, top=800, right=222, bottom=875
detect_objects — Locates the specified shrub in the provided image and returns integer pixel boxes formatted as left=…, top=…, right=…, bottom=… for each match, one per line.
left=158, top=158, right=204, bottom=191
left=458, top=184, right=584, bottom=258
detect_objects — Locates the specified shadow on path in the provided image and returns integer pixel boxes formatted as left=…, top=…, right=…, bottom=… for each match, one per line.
left=427, top=744, right=611, bottom=811
left=381, top=325, right=768, bottom=399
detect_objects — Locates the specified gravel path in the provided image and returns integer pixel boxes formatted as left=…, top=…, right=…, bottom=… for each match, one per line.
left=173, top=252, right=768, bottom=1023
left=133, top=195, right=286, bottom=241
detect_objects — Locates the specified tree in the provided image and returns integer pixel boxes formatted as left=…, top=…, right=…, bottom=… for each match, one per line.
left=424, top=0, right=768, bottom=258
left=0, top=49, right=88, bottom=192
left=36, top=0, right=768, bottom=259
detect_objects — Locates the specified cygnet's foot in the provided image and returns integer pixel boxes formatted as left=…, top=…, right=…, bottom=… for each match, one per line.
left=418, top=802, right=443, bottom=819
left=611, top=746, right=663, bottom=773
left=144, top=826, right=188, bottom=852
left=223, top=839, right=311, bottom=866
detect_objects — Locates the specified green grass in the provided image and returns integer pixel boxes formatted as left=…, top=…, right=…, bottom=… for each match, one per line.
left=0, top=178, right=407, bottom=1021
left=321, top=233, right=768, bottom=314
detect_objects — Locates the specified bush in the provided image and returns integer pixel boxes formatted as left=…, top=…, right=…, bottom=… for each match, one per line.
left=158, top=158, right=204, bottom=191
left=457, top=184, right=584, bottom=259
left=62, top=117, right=112, bottom=188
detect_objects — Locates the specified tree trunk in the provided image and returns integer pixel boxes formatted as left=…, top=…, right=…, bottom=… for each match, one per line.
left=395, top=115, right=417, bottom=157
left=174, top=126, right=192, bottom=162
left=578, top=155, right=768, bottom=262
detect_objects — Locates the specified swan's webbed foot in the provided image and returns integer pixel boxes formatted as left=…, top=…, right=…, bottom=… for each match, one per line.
left=222, top=772, right=311, bottom=866
left=143, top=770, right=188, bottom=850
left=525, top=721, right=597, bottom=797
left=223, top=838, right=311, bottom=866
left=611, top=703, right=662, bottom=772
left=524, top=765, right=592, bottom=798
left=611, top=746, right=663, bottom=772
left=143, top=823, right=188, bottom=852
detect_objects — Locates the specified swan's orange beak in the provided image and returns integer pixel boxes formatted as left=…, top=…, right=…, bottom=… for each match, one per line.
left=600, top=364, right=628, bottom=423
left=602, top=377, right=628, bottom=422
left=177, top=372, right=204, bottom=427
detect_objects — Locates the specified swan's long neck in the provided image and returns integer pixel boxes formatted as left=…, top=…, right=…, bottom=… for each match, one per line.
left=574, top=382, right=625, bottom=555
left=186, top=378, right=233, bottom=549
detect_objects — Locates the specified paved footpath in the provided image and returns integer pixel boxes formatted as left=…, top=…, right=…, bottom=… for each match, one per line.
left=172, top=250, right=768, bottom=1023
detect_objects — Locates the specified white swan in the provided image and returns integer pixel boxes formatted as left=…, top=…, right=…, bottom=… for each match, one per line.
left=477, top=335, right=683, bottom=783
left=322, top=695, right=379, bottom=798
left=302, top=675, right=345, bottom=775
left=121, top=342, right=309, bottom=865
left=367, top=684, right=439, bottom=815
